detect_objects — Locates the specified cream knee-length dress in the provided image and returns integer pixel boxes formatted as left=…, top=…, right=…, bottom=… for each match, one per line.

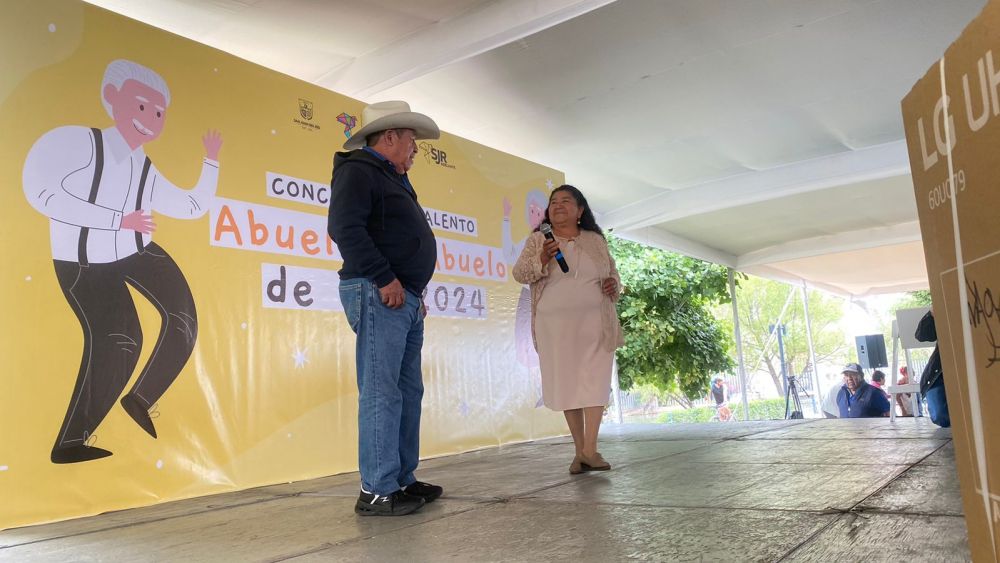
left=535, top=237, right=614, bottom=410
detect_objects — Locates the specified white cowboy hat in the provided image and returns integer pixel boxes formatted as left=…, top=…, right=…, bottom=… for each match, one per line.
left=344, top=100, right=440, bottom=150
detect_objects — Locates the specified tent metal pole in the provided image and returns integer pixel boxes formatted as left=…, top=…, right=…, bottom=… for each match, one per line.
left=801, top=280, right=824, bottom=412
left=729, top=269, right=751, bottom=420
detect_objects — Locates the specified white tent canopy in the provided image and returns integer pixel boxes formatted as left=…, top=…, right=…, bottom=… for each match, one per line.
left=85, top=0, right=987, bottom=296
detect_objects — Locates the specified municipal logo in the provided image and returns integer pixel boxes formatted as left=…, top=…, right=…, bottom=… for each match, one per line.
left=298, top=98, right=314, bottom=120
left=292, top=98, right=321, bottom=132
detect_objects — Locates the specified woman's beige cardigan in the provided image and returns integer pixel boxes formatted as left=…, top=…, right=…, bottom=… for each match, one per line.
left=512, top=230, right=624, bottom=352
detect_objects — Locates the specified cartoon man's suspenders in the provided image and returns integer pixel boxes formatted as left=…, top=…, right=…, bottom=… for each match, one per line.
left=78, top=128, right=153, bottom=265
left=77, top=128, right=104, bottom=266
left=134, top=158, right=152, bottom=253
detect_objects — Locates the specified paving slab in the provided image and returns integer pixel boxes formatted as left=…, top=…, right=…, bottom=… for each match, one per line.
left=857, top=464, right=965, bottom=516
left=744, top=418, right=952, bottom=441
left=535, top=420, right=816, bottom=444
left=527, top=459, right=908, bottom=511
left=287, top=501, right=837, bottom=563
left=252, top=441, right=556, bottom=497
left=0, top=420, right=966, bottom=562
left=0, top=487, right=287, bottom=548
left=263, top=441, right=709, bottom=502
left=0, top=495, right=483, bottom=563
left=584, top=440, right=710, bottom=466
left=917, top=440, right=956, bottom=466
left=787, top=513, right=971, bottom=562
left=671, top=438, right=948, bottom=466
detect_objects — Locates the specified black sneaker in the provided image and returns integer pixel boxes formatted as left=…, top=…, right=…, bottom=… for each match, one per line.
left=403, top=481, right=443, bottom=503
left=354, top=489, right=425, bottom=516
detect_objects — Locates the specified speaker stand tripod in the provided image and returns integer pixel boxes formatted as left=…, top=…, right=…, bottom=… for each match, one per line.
left=784, top=375, right=808, bottom=419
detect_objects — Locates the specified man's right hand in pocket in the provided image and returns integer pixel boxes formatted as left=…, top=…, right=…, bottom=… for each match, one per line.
left=379, top=279, right=406, bottom=309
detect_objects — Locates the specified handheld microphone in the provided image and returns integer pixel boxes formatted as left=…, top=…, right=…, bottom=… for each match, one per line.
left=539, top=223, right=569, bottom=273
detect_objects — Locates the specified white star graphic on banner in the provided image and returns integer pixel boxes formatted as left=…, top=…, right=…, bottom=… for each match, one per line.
left=292, top=348, right=309, bottom=369
left=545, top=179, right=554, bottom=190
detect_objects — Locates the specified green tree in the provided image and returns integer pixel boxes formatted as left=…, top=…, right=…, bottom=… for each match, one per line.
left=730, top=277, right=849, bottom=396
left=609, top=236, right=734, bottom=400
left=891, top=290, right=933, bottom=312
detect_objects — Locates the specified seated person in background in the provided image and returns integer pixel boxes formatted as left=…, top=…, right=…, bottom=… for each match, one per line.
left=709, top=376, right=732, bottom=421
left=896, top=366, right=914, bottom=416
left=870, top=370, right=891, bottom=399
left=836, top=363, right=891, bottom=418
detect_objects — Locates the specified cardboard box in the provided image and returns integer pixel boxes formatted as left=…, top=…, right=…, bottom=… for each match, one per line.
left=902, top=2, right=1000, bottom=560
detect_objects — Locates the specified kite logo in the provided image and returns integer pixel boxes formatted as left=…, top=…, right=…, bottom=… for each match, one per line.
left=337, top=112, right=357, bottom=139
left=298, top=99, right=314, bottom=120
left=419, top=142, right=455, bottom=169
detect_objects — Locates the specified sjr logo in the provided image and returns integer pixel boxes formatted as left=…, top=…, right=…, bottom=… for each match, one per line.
left=419, top=142, right=455, bottom=168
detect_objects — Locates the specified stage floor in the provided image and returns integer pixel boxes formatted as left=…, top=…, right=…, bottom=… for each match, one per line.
left=0, top=418, right=968, bottom=562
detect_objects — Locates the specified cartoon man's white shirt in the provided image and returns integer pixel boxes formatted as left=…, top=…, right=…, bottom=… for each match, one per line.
left=23, top=125, right=219, bottom=263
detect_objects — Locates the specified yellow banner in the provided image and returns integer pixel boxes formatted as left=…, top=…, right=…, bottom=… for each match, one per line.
left=0, top=1, right=565, bottom=528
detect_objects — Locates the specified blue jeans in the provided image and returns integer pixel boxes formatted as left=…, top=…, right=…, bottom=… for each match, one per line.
left=340, top=278, right=424, bottom=495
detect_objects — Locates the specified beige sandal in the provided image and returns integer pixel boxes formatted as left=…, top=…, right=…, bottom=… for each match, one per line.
left=569, top=455, right=584, bottom=474
left=580, top=452, right=611, bottom=471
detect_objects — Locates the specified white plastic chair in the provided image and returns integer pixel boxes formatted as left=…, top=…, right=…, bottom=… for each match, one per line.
left=888, top=307, right=933, bottom=422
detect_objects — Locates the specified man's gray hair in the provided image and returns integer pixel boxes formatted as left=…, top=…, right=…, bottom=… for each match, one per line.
left=365, top=128, right=413, bottom=148
left=365, top=129, right=388, bottom=148
left=101, top=59, right=171, bottom=118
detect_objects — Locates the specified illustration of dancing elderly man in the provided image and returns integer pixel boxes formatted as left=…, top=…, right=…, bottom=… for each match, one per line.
left=22, top=59, right=222, bottom=463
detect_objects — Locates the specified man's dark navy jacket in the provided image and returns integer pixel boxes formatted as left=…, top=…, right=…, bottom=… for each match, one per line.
left=327, top=148, right=436, bottom=295
left=836, top=382, right=891, bottom=418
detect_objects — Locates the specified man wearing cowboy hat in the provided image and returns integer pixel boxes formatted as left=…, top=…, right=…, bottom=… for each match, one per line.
left=835, top=362, right=891, bottom=418
left=328, top=101, right=442, bottom=516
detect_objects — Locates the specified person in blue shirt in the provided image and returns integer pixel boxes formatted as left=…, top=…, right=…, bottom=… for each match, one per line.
left=836, top=363, right=891, bottom=418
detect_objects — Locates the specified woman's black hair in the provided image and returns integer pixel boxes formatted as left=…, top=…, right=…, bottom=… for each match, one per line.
left=535, top=184, right=604, bottom=238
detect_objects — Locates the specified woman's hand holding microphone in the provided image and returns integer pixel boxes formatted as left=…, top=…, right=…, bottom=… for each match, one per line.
left=539, top=238, right=561, bottom=266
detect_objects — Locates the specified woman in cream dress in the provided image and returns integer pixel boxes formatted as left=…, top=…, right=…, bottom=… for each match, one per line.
left=513, top=185, right=623, bottom=474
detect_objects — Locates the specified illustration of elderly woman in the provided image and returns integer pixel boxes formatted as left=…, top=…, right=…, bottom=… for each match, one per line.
left=502, top=190, right=548, bottom=404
